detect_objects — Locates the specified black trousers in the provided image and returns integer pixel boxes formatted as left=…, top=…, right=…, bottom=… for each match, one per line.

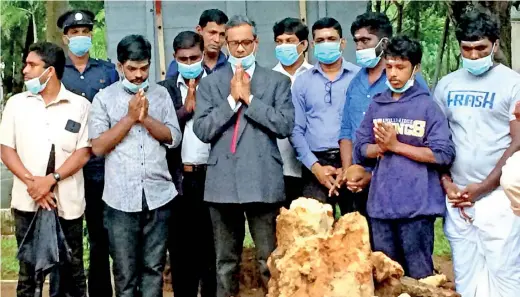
left=13, top=209, right=86, bottom=297
left=104, top=197, right=171, bottom=297
left=283, top=175, right=303, bottom=208
left=209, top=202, right=280, bottom=297
left=302, top=150, right=368, bottom=217
left=84, top=176, right=112, bottom=297
left=169, top=169, right=216, bottom=297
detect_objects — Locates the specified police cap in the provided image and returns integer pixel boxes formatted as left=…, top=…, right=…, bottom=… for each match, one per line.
left=57, top=10, right=95, bottom=33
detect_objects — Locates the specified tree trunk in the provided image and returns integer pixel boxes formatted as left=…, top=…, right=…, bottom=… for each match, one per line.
left=46, top=1, right=69, bottom=47
left=432, top=15, right=450, bottom=91
left=396, top=1, right=404, bottom=34
left=476, top=1, right=512, bottom=67
left=367, top=0, right=373, bottom=12
left=413, top=4, right=420, bottom=39
left=375, top=0, right=382, bottom=13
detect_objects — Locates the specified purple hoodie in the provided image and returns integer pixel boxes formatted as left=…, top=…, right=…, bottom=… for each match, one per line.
left=354, top=84, right=455, bottom=219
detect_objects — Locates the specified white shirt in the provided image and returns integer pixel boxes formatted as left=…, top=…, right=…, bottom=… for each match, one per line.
left=0, top=85, right=91, bottom=219
left=272, top=60, right=313, bottom=177
left=178, top=72, right=211, bottom=165
left=227, top=63, right=256, bottom=111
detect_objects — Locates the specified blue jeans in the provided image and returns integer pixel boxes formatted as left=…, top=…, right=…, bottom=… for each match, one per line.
left=104, top=197, right=171, bottom=297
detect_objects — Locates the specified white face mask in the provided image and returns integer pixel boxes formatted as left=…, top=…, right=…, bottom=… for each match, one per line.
left=24, top=68, right=51, bottom=94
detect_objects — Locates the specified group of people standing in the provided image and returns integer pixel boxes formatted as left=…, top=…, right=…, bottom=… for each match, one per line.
left=0, top=5, right=519, bottom=297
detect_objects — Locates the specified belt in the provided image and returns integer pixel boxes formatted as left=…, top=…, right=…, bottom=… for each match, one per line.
left=313, top=149, right=340, bottom=158
left=183, top=164, right=207, bottom=173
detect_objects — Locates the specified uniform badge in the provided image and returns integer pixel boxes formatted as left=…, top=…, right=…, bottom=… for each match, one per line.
left=75, top=13, right=83, bottom=21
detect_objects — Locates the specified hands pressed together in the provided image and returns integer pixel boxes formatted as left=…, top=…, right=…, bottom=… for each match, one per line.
left=230, top=64, right=251, bottom=105
left=374, top=121, right=399, bottom=155
left=128, top=89, right=149, bottom=123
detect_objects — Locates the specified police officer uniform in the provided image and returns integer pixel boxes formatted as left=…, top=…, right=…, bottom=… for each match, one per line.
left=58, top=9, right=118, bottom=297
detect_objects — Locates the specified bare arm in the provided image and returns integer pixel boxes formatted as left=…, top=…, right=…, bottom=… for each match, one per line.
left=480, top=120, right=520, bottom=194
left=55, top=147, right=91, bottom=180
left=365, top=144, right=383, bottom=159
left=339, top=139, right=353, bottom=169
left=91, top=116, right=134, bottom=156
left=1, top=145, right=33, bottom=185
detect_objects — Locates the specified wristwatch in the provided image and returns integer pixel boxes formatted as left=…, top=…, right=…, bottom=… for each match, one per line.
left=52, top=172, right=61, bottom=182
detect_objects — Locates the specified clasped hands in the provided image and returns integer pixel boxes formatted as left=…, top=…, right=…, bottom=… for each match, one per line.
left=230, top=64, right=251, bottom=105
left=128, top=88, right=149, bottom=123
left=24, top=173, right=57, bottom=211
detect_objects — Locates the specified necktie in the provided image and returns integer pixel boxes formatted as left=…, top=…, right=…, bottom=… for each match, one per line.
left=230, top=72, right=250, bottom=154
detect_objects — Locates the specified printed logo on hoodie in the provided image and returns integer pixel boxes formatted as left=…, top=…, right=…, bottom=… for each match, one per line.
left=373, top=118, right=426, bottom=138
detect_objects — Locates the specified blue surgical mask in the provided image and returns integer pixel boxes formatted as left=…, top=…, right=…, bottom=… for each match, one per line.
left=462, top=43, right=495, bottom=76
left=385, top=66, right=416, bottom=94
left=121, top=72, right=149, bottom=94
left=355, top=38, right=386, bottom=68
left=228, top=44, right=256, bottom=70
left=177, top=59, right=204, bottom=79
left=24, top=68, right=51, bottom=94
left=275, top=43, right=302, bottom=66
left=67, top=36, right=92, bottom=57
left=314, top=41, right=342, bottom=64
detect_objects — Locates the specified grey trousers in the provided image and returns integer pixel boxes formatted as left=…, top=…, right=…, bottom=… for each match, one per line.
left=208, top=202, right=280, bottom=297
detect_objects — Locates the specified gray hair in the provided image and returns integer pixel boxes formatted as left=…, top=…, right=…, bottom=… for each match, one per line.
left=226, top=15, right=257, bottom=37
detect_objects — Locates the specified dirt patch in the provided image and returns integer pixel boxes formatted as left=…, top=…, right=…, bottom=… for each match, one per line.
left=434, top=255, right=455, bottom=291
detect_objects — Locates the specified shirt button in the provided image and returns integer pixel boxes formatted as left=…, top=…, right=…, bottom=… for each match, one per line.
left=367, top=95, right=370, bottom=98
left=81, top=92, right=86, bottom=96
left=80, top=76, right=84, bottom=80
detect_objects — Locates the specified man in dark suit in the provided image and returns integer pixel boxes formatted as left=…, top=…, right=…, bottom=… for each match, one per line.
left=193, top=15, right=295, bottom=297
left=158, top=31, right=215, bottom=297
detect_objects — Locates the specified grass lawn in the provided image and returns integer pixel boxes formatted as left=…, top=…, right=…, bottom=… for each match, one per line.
left=1, top=218, right=450, bottom=280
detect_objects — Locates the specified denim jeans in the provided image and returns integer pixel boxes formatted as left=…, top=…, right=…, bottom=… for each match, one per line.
left=104, top=197, right=171, bottom=297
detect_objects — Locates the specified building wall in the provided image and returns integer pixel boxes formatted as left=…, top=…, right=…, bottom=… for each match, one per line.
left=105, top=0, right=367, bottom=82
left=512, top=21, right=520, bottom=73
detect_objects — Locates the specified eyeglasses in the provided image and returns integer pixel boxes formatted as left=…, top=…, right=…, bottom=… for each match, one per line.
left=324, top=81, right=332, bottom=104
left=227, top=39, right=255, bottom=50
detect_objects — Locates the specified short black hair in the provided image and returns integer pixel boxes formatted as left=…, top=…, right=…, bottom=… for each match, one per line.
left=312, top=17, right=342, bottom=38
left=455, top=9, right=500, bottom=43
left=173, top=31, right=204, bottom=53
left=198, top=9, right=229, bottom=28
left=117, top=34, right=152, bottom=64
left=28, top=42, right=66, bottom=80
left=350, top=12, right=393, bottom=39
left=384, top=35, right=422, bottom=66
left=273, top=17, right=309, bottom=42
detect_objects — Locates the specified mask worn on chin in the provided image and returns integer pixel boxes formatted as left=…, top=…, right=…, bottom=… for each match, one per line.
left=275, top=43, right=303, bottom=66
left=24, top=68, right=51, bottom=94
left=228, top=44, right=256, bottom=70
left=462, top=43, right=496, bottom=76
left=67, top=36, right=92, bottom=57
left=355, top=38, right=386, bottom=68
left=177, top=59, right=204, bottom=79
left=121, top=72, right=149, bottom=94
left=314, top=41, right=342, bottom=64
left=385, top=66, right=417, bottom=94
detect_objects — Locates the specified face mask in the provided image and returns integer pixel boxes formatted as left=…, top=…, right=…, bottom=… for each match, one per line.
left=462, top=43, right=495, bottom=76
left=385, top=66, right=416, bottom=94
left=24, top=68, right=51, bottom=94
left=314, top=41, right=342, bottom=64
left=275, top=43, right=303, bottom=66
left=177, top=59, right=204, bottom=79
left=228, top=44, right=256, bottom=70
left=355, top=38, right=386, bottom=68
left=67, top=36, right=92, bottom=57
left=121, top=71, right=149, bottom=94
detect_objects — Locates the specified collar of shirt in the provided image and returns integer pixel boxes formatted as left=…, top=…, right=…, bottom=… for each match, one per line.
left=176, top=70, right=208, bottom=90
left=311, top=58, right=358, bottom=81
left=27, top=83, right=70, bottom=106
left=65, top=56, right=99, bottom=70
left=272, top=60, right=313, bottom=79
left=231, top=61, right=256, bottom=79
left=211, top=51, right=228, bottom=71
